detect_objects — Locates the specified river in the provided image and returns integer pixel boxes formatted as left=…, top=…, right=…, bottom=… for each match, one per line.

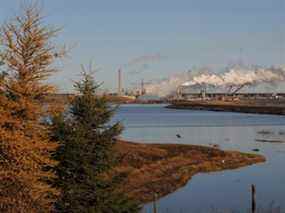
left=112, top=104, right=285, bottom=213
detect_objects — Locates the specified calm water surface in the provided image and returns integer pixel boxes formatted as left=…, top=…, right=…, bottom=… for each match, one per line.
left=112, top=104, right=285, bottom=212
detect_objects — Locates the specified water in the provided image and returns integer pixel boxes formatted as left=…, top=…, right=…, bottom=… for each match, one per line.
left=112, top=104, right=285, bottom=212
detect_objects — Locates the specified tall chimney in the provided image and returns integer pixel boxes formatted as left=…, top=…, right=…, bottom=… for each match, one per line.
left=118, top=69, right=122, bottom=96
left=141, top=79, right=145, bottom=95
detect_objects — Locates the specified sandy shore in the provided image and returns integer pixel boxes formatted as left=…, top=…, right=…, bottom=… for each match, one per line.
left=112, top=140, right=265, bottom=204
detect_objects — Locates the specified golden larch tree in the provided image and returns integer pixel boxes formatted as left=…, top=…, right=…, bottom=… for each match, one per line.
left=0, top=5, right=64, bottom=212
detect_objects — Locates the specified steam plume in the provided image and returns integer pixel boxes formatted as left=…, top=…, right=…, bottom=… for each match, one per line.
left=126, top=53, right=163, bottom=67
left=144, top=72, right=193, bottom=97
left=182, top=67, right=285, bottom=89
left=124, top=53, right=165, bottom=75
left=145, top=66, right=285, bottom=97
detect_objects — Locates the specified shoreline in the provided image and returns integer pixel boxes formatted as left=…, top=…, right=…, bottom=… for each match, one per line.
left=113, top=140, right=266, bottom=204
left=167, top=100, right=285, bottom=115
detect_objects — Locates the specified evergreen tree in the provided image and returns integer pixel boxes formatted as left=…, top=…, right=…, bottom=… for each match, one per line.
left=53, top=71, right=140, bottom=213
left=0, top=5, right=63, bottom=212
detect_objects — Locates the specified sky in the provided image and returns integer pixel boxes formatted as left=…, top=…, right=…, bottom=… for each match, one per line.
left=0, top=0, right=285, bottom=92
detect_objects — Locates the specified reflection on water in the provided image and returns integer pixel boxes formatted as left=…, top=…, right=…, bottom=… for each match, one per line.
left=112, top=104, right=285, bottom=212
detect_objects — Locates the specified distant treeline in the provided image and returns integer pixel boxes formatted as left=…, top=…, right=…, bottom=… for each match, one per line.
left=45, top=93, right=167, bottom=104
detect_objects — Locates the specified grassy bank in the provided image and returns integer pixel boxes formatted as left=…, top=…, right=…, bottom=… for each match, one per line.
left=112, top=140, right=265, bottom=204
left=167, top=100, right=285, bottom=115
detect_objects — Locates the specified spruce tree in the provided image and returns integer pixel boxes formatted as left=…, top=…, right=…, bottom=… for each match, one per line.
left=53, top=71, right=140, bottom=213
left=0, top=5, right=63, bottom=212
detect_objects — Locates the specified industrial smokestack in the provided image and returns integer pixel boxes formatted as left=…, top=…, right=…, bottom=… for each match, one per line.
left=141, top=79, right=145, bottom=95
left=118, top=69, right=122, bottom=96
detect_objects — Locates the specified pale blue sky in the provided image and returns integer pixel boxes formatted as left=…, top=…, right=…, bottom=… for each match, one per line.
left=1, top=0, right=284, bottom=92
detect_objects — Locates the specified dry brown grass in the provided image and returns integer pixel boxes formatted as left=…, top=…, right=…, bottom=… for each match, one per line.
left=112, top=140, right=265, bottom=204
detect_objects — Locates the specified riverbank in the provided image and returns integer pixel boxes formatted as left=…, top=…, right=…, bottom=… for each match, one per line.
left=112, top=140, right=265, bottom=204
left=44, top=93, right=167, bottom=104
left=167, top=100, right=285, bottom=115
